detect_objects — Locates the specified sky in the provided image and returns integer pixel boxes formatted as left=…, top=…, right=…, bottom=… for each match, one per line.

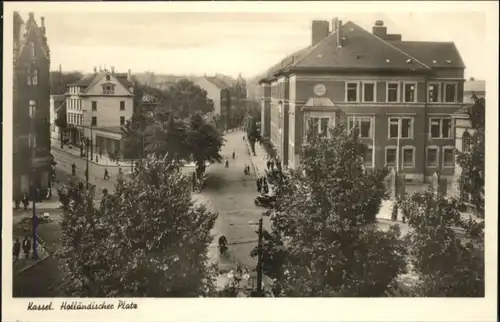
left=15, top=6, right=489, bottom=80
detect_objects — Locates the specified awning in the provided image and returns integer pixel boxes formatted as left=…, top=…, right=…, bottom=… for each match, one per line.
left=301, top=97, right=339, bottom=111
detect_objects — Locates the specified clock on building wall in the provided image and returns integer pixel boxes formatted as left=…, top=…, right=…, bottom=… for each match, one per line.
left=313, top=84, right=327, bottom=96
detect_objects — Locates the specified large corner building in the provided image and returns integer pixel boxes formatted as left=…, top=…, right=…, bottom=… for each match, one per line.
left=259, top=19, right=466, bottom=184
left=13, top=12, right=52, bottom=199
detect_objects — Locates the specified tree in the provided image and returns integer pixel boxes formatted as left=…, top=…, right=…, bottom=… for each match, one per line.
left=398, top=190, right=484, bottom=296
left=50, top=71, right=83, bottom=95
left=456, top=95, right=485, bottom=216
left=57, top=157, right=219, bottom=297
left=254, top=123, right=406, bottom=296
left=187, top=113, right=225, bottom=177
left=168, top=79, right=214, bottom=118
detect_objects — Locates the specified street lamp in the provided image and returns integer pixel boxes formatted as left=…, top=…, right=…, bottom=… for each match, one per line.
left=83, top=110, right=93, bottom=189
left=29, top=100, right=39, bottom=260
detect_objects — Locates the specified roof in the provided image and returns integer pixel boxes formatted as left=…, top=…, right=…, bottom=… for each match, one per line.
left=388, top=41, right=465, bottom=69
left=54, top=100, right=66, bottom=113
left=14, top=12, right=50, bottom=61
left=260, top=21, right=465, bottom=82
left=70, top=71, right=134, bottom=94
left=205, top=76, right=230, bottom=89
left=304, top=97, right=336, bottom=107
left=464, top=80, right=485, bottom=93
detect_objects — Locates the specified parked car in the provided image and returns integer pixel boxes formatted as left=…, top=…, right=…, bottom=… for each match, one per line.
left=254, top=194, right=276, bottom=208
left=40, top=212, right=53, bottom=223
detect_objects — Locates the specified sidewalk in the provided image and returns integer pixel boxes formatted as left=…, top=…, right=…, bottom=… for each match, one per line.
left=51, top=138, right=134, bottom=168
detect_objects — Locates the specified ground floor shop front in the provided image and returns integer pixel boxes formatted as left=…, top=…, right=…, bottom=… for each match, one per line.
left=13, top=154, right=53, bottom=201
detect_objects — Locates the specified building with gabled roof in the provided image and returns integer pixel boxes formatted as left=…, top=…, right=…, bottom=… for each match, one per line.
left=260, top=19, right=466, bottom=186
left=65, top=66, right=135, bottom=159
left=13, top=12, right=53, bottom=200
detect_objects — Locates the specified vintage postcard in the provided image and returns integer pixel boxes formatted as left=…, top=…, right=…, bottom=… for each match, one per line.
left=2, top=1, right=498, bottom=322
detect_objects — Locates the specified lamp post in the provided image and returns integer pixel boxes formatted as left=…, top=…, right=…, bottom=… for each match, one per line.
left=84, top=112, right=93, bottom=189
left=29, top=101, right=39, bottom=260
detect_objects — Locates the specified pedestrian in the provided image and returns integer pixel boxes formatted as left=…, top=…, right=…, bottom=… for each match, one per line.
left=257, top=178, right=262, bottom=193
left=225, top=158, right=229, bottom=168
left=243, top=136, right=245, bottom=141
left=232, top=151, right=235, bottom=160
left=263, top=182, right=269, bottom=194
left=22, top=236, right=31, bottom=259
left=22, top=192, right=29, bottom=210
left=266, top=160, right=270, bottom=170
left=118, top=167, right=123, bottom=176
left=71, top=162, right=76, bottom=176
left=85, top=168, right=89, bottom=179
left=13, top=238, right=21, bottom=261
left=99, top=150, right=103, bottom=158
left=45, top=187, right=52, bottom=200
left=247, top=165, right=251, bottom=175
left=104, top=168, right=110, bottom=180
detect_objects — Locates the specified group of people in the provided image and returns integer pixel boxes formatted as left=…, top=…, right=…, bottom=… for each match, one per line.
left=266, top=157, right=281, bottom=171
left=257, top=176, right=269, bottom=194
left=12, top=236, right=33, bottom=261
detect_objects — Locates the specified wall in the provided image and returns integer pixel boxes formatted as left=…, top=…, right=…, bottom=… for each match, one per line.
left=83, top=96, right=133, bottom=130
left=192, top=77, right=223, bottom=116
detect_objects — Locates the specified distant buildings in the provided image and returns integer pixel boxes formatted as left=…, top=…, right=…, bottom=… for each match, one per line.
left=463, top=79, right=485, bottom=104
left=64, top=67, right=135, bottom=158
left=191, top=76, right=233, bottom=120
left=13, top=12, right=52, bottom=199
left=49, top=94, right=65, bottom=140
left=259, top=19, right=466, bottom=185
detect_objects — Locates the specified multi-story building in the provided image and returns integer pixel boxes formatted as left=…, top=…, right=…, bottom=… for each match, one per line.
left=191, top=76, right=230, bottom=121
left=50, top=94, right=66, bottom=140
left=13, top=12, right=52, bottom=199
left=259, top=19, right=465, bottom=184
left=65, top=67, right=135, bottom=158
left=221, top=74, right=247, bottom=131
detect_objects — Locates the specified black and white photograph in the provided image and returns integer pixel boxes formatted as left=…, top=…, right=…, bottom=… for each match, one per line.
left=2, top=1, right=497, bottom=322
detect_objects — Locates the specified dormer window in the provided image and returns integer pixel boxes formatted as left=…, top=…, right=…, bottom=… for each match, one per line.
left=406, top=59, right=412, bottom=63
left=30, top=42, right=36, bottom=58
left=106, top=74, right=111, bottom=81
left=102, top=83, right=115, bottom=95
left=27, top=69, right=38, bottom=86
left=445, top=60, right=452, bottom=64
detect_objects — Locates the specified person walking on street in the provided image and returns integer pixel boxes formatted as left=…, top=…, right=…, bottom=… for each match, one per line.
left=13, top=238, right=21, bottom=262
left=225, top=158, right=229, bottom=168
left=85, top=168, right=89, bottom=180
left=118, top=167, right=123, bottom=176
left=257, top=178, right=262, bottom=193
left=104, top=168, right=110, bottom=180
left=22, top=192, right=29, bottom=210
left=263, top=182, right=269, bottom=194
left=22, top=237, right=31, bottom=259
left=72, top=162, right=76, bottom=176
left=232, top=151, right=235, bottom=160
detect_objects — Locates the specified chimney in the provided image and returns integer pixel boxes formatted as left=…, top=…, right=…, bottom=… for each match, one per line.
left=311, top=20, right=330, bottom=46
left=111, top=66, right=115, bottom=75
left=28, top=12, right=35, bottom=21
left=336, top=20, right=343, bottom=48
left=127, top=69, right=132, bottom=81
left=40, top=16, right=46, bottom=35
left=372, top=20, right=387, bottom=38
left=93, top=66, right=97, bottom=74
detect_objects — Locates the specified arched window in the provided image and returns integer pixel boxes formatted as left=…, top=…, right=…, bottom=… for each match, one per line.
left=462, top=131, right=471, bottom=152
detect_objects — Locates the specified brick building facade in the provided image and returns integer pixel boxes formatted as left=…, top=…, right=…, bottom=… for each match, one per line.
left=260, top=19, right=465, bottom=184
left=13, top=12, right=52, bottom=199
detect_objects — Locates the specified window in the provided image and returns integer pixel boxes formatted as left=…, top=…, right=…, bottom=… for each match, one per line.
left=364, top=147, right=373, bottom=167
left=427, top=147, right=439, bottom=167
left=346, top=82, right=359, bottom=102
left=388, top=117, right=413, bottom=139
left=462, top=131, right=471, bottom=152
left=387, top=83, right=399, bottom=102
left=428, top=83, right=440, bottom=102
left=444, top=83, right=457, bottom=103
left=102, top=84, right=114, bottom=95
left=308, top=117, right=330, bottom=136
left=120, top=101, right=125, bottom=111
left=403, top=82, right=417, bottom=102
left=385, top=147, right=397, bottom=167
left=402, top=146, right=415, bottom=168
left=92, top=101, right=97, bottom=111
left=443, top=147, right=455, bottom=168
left=348, top=116, right=373, bottom=138
left=29, top=133, right=37, bottom=148
left=363, top=82, right=375, bottom=102
left=106, top=74, right=111, bottom=81
left=120, top=116, right=125, bottom=125
left=92, top=117, right=97, bottom=126
left=30, top=42, right=35, bottom=57
left=26, top=69, right=38, bottom=86
left=430, top=118, right=452, bottom=139
left=29, top=100, right=36, bottom=118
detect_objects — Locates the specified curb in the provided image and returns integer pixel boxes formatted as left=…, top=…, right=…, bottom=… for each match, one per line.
left=15, top=255, right=50, bottom=276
